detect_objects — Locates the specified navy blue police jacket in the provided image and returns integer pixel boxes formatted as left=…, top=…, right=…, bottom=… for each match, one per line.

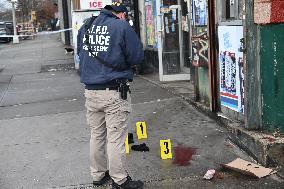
left=77, top=9, right=144, bottom=89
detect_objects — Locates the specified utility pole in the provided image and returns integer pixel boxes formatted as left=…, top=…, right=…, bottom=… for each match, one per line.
left=8, top=0, right=19, bottom=44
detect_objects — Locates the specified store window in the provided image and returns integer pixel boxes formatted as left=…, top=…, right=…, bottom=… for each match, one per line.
left=217, top=0, right=245, bottom=115
left=218, top=0, right=244, bottom=24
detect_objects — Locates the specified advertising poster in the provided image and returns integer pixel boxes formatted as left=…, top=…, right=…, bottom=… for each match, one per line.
left=145, top=0, right=157, bottom=48
left=192, top=31, right=208, bottom=67
left=218, top=26, right=244, bottom=113
left=192, top=0, right=207, bottom=26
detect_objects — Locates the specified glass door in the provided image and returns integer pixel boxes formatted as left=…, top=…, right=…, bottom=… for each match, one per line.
left=156, top=0, right=191, bottom=81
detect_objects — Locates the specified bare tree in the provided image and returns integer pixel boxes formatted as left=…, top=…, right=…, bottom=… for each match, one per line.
left=0, top=1, right=12, bottom=21
left=11, top=0, right=57, bottom=30
left=36, top=0, right=56, bottom=20
left=16, top=0, right=31, bottom=23
left=0, top=2, right=5, bottom=11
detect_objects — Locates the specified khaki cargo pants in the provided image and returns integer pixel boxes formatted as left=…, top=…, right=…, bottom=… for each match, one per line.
left=85, top=89, right=131, bottom=185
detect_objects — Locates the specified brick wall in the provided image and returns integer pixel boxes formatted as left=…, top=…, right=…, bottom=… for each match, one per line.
left=254, top=0, right=284, bottom=24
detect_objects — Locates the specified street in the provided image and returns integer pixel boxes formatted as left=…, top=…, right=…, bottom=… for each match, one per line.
left=0, top=41, right=12, bottom=50
left=0, top=35, right=283, bottom=189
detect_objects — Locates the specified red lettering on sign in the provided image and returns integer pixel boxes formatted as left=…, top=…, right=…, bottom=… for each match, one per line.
left=89, top=1, right=103, bottom=8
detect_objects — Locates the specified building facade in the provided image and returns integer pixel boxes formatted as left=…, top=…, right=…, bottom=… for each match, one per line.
left=57, top=0, right=284, bottom=134
left=141, top=0, right=284, bottom=134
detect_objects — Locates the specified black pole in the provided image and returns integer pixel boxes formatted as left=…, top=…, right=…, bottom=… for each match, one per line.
left=208, top=0, right=218, bottom=111
left=133, top=0, right=140, bottom=38
left=62, top=0, right=70, bottom=45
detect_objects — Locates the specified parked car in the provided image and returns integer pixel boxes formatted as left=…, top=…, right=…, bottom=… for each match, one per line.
left=0, top=21, right=14, bottom=42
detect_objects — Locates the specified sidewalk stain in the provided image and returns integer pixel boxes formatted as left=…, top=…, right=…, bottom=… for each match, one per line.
left=173, top=145, right=197, bottom=166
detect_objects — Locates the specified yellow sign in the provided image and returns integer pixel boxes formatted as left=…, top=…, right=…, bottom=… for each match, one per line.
left=136, top=122, right=147, bottom=139
left=31, top=11, right=36, bottom=22
left=160, top=139, right=172, bottom=159
left=125, top=135, right=129, bottom=154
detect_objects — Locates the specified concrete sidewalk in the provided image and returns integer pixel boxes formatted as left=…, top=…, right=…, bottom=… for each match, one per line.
left=139, top=72, right=284, bottom=178
left=0, top=35, right=283, bottom=189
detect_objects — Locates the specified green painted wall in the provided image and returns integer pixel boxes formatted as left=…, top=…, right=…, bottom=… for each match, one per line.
left=260, top=24, right=284, bottom=133
left=198, top=67, right=210, bottom=106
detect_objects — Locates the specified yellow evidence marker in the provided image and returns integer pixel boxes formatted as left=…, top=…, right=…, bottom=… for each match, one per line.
left=160, top=139, right=173, bottom=159
left=136, top=122, right=147, bottom=139
left=125, top=135, right=129, bottom=154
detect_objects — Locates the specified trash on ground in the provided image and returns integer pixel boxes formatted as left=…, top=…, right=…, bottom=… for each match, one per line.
left=223, top=158, right=276, bottom=178
left=215, top=172, right=225, bottom=179
left=68, top=98, right=77, bottom=102
left=261, top=136, right=276, bottom=143
left=216, top=129, right=224, bottom=133
left=203, top=169, right=216, bottom=180
left=48, top=69, right=57, bottom=72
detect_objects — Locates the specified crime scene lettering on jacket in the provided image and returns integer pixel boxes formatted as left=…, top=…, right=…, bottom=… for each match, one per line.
left=83, top=26, right=110, bottom=56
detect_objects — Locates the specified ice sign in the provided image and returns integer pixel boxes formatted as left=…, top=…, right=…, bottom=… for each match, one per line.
left=81, top=0, right=112, bottom=10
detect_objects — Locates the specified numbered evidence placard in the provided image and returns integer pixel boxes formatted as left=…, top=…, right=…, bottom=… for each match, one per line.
left=160, top=139, right=173, bottom=160
left=136, top=122, right=147, bottom=139
left=125, top=135, right=129, bottom=154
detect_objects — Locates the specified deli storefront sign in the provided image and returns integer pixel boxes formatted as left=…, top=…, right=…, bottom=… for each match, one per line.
left=80, top=0, right=112, bottom=10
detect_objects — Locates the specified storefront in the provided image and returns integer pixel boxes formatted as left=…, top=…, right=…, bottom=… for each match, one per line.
left=155, top=0, right=191, bottom=81
left=143, top=0, right=211, bottom=105
left=190, top=0, right=210, bottom=105
left=216, top=0, right=245, bottom=121
left=148, top=0, right=245, bottom=113
left=141, top=0, right=191, bottom=80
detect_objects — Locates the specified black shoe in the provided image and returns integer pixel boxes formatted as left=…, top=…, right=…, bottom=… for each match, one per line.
left=128, top=133, right=135, bottom=144
left=112, top=176, right=144, bottom=189
left=93, top=170, right=111, bottom=186
left=131, top=143, right=149, bottom=152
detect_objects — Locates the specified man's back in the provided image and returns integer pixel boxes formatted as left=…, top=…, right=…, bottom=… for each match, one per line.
left=78, top=8, right=144, bottom=86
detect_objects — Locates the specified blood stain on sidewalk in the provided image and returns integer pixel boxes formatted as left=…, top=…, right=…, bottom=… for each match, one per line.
left=173, top=144, right=197, bottom=166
